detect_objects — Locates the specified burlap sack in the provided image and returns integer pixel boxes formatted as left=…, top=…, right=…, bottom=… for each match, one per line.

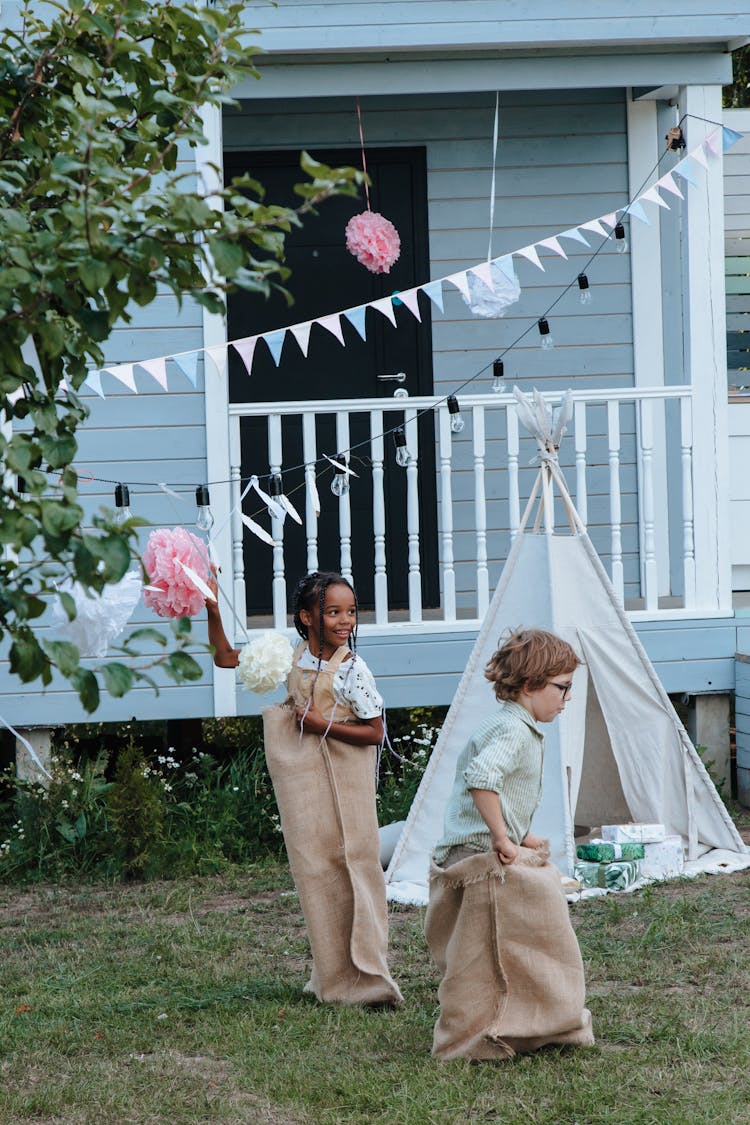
left=425, top=845, right=594, bottom=1060
left=262, top=647, right=402, bottom=1007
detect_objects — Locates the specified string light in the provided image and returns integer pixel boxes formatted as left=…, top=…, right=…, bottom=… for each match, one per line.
left=577, top=273, right=592, bottom=306
left=114, top=482, right=132, bottom=525
left=330, top=455, right=350, bottom=497
left=393, top=427, right=410, bottom=468
left=538, top=317, right=555, bottom=351
left=492, top=359, right=504, bottom=393
left=195, top=484, right=214, bottom=532
left=447, top=395, right=465, bottom=433
left=614, top=222, right=628, bottom=254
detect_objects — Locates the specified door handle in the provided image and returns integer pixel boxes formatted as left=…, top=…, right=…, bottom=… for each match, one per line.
left=376, top=372, right=406, bottom=383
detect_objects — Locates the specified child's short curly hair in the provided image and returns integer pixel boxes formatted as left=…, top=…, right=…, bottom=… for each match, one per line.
left=485, top=628, right=581, bottom=701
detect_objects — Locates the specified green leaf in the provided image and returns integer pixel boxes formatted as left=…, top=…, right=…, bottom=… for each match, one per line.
left=172, top=616, right=192, bottom=638
left=163, top=651, right=203, bottom=683
left=9, top=635, right=48, bottom=682
left=70, top=668, right=100, bottom=713
left=127, top=627, right=168, bottom=648
left=40, top=500, right=84, bottom=538
left=101, top=662, right=134, bottom=698
left=58, top=591, right=77, bottom=622
left=41, top=639, right=81, bottom=676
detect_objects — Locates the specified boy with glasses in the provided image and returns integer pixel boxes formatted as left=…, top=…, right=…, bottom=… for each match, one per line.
left=425, top=628, right=595, bottom=1060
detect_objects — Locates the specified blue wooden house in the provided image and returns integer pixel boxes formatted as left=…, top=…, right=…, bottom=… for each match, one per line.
left=2, top=2, right=750, bottom=793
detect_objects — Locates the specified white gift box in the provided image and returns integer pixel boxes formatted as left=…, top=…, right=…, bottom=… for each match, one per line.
left=640, top=835, right=684, bottom=880
left=601, top=822, right=666, bottom=844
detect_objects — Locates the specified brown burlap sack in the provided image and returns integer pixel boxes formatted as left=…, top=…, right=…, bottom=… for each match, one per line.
left=262, top=646, right=402, bottom=1007
left=425, top=845, right=594, bottom=1060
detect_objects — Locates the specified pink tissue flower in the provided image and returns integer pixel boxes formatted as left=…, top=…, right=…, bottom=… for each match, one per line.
left=345, top=210, right=401, bottom=274
left=142, top=527, right=210, bottom=619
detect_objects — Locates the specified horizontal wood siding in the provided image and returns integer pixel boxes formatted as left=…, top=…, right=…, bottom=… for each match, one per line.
left=224, top=88, right=637, bottom=603
left=238, top=1, right=750, bottom=54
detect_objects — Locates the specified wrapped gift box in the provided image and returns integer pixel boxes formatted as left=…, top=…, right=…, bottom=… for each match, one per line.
left=601, top=823, right=666, bottom=844
left=639, top=835, right=684, bottom=880
left=574, top=858, right=642, bottom=891
left=576, top=839, right=644, bottom=862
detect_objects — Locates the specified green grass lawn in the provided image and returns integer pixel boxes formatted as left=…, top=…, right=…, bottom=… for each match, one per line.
left=1, top=860, right=749, bottom=1125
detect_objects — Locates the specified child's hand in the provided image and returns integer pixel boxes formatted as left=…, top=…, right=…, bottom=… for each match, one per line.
left=296, top=703, right=327, bottom=735
left=493, top=834, right=518, bottom=865
left=521, top=833, right=545, bottom=850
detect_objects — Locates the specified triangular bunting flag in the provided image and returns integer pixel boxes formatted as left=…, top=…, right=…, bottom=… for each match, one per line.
left=640, top=185, right=670, bottom=210
left=705, top=129, right=722, bottom=157
left=395, top=288, right=422, bottom=321
left=672, top=157, right=698, bottom=187
left=581, top=219, right=607, bottom=239
left=691, top=144, right=710, bottom=170
left=84, top=370, right=105, bottom=398
left=445, top=271, right=472, bottom=298
left=723, top=126, right=744, bottom=151
left=138, top=357, right=168, bottom=391
left=600, top=212, right=618, bottom=229
left=232, top=336, right=258, bottom=376
left=206, top=345, right=228, bottom=379
left=515, top=244, right=544, bottom=271
left=469, top=262, right=496, bottom=289
left=656, top=172, right=684, bottom=199
left=173, top=351, right=199, bottom=387
left=537, top=236, right=567, bottom=259
left=625, top=200, right=650, bottom=225
left=262, top=330, right=286, bottom=366
left=306, top=470, right=321, bottom=518
left=316, top=313, right=345, bottom=345
left=492, top=256, right=518, bottom=284
left=420, top=280, right=444, bottom=313
left=290, top=321, right=313, bottom=356
left=371, top=296, right=397, bottom=325
left=103, top=363, right=137, bottom=392
left=560, top=227, right=591, bottom=247
left=343, top=306, right=368, bottom=340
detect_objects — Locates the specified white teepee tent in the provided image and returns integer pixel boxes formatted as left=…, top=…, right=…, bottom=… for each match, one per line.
left=385, top=390, right=749, bottom=905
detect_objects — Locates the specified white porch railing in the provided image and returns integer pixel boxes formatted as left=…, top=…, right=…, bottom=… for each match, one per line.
left=228, top=386, right=700, bottom=633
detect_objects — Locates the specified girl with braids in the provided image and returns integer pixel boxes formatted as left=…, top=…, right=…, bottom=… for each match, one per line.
left=207, top=570, right=403, bottom=1008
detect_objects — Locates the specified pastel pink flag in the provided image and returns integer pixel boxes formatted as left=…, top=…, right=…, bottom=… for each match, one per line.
left=139, top=357, right=168, bottom=390
left=232, top=337, right=258, bottom=376
left=316, top=314, right=345, bottom=344
left=656, top=172, right=684, bottom=199
left=290, top=322, right=312, bottom=357
left=538, top=237, right=567, bottom=259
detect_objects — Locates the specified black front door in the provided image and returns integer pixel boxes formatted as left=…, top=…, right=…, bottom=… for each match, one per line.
left=225, top=146, right=438, bottom=616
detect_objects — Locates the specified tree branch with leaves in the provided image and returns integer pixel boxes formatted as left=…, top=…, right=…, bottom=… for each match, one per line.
left=0, top=0, right=364, bottom=710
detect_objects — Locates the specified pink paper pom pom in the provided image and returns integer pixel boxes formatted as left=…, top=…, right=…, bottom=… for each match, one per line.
left=345, top=210, right=401, bottom=274
left=142, top=527, right=211, bottom=619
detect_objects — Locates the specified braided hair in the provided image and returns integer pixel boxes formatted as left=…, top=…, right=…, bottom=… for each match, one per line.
left=292, top=571, right=359, bottom=668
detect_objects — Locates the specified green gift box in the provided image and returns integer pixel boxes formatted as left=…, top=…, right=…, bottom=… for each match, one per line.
left=576, top=841, right=644, bottom=862
left=574, top=859, right=641, bottom=890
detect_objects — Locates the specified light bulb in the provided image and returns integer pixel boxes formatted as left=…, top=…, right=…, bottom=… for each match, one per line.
left=492, top=359, right=504, bottom=392
left=195, top=484, right=214, bottom=532
left=330, top=457, right=350, bottom=496
left=614, top=222, right=628, bottom=254
left=447, top=395, right=465, bottom=434
left=492, top=375, right=503, bottom=392
left=114, top=482, right=132, bottom=525
left=577, top=273, right=592, bottom=306
left=538, top=318, right=555, bottom=350
left=393, top=428, right=410, bottom=468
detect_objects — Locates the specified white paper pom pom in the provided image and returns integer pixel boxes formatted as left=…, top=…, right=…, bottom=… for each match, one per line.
left=238, top=631, right=294, bottom=694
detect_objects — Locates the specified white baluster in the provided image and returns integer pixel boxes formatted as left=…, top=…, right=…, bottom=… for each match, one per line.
left=268, top=414, right=287, bottom=631
left=370, top=409, right=389, bottom=625
left=438, top=409, right=456, bottom=623
left=404, top=406, right=423, bottom=623
left=607, top=399, right=624, bottom=603
left=639, top=398, right=658, bottom=611
left=229, top=416, right=246, bottom=634
left=507, top=406, right=520, bottom=541
left=335, top=412, right=353, bottom=583
left=574, top=400, right=588, bottom=527
left=681, top=395, right=696, bottom=609
left=302, top=413, right=319, bottom=574
left=473, top=405, right=489, bottom=616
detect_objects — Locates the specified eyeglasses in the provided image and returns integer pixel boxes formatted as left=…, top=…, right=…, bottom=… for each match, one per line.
left=548, top=680, right=572, bottom=700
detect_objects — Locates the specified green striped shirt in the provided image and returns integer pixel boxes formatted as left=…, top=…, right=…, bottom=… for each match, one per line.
left=433, top=700, right=545, bottom=863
